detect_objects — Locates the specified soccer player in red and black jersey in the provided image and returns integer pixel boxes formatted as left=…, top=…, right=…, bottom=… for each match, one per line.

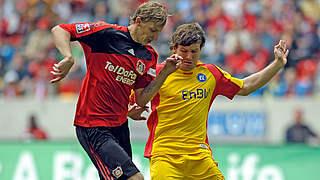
left=50, top=2, right=182, bottom=180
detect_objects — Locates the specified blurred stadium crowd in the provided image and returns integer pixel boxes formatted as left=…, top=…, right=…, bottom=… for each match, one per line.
left=1, top=0, right=320, bottom=99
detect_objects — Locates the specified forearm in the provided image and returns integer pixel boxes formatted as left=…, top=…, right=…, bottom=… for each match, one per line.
left=50, top=25, right=76, bottom=83
left=239, top=60, right=284, bottom=96
left=135, top=69, right=170, bottom=107
left=134, top=54, right=182, bottom=106
left=51, top=26, right=73, bottom=59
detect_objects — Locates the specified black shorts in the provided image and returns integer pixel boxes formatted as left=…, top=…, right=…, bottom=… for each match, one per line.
left=75, top=121, right=139, bottom=180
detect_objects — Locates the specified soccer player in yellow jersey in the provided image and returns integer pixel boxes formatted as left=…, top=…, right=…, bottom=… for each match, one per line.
left=144, top=23, right=289, bottom=180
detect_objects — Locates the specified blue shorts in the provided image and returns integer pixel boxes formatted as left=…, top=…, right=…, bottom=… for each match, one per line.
left=76, top=121, right=139, bottom=179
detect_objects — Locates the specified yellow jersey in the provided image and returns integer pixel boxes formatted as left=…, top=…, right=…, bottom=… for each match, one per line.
left=144, top=61, right=243, bottom=157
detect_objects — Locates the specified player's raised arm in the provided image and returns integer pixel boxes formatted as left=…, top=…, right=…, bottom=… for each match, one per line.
left=50, top=25, right=74, bottom=83
left=237, top=40, right=289, bottom=96
left=134, top=54, right=182, bottom=107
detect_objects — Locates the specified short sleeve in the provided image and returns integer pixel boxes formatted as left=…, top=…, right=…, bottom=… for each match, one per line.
left=212, top=65, right=243, bottom=100
left=134, top=64, right=156, bottom=89
left=59, top=21, right=112, bottom=40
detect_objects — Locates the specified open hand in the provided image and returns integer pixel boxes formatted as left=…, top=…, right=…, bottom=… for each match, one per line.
left=274, top=40, right=289, bottom=66
left=50, top=57, right=74, bottom=83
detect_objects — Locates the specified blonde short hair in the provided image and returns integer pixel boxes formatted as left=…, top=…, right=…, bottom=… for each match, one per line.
left=130, top=1, right=168, bottom=26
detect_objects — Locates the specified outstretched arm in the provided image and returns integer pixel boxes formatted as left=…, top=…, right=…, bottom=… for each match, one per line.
left=237, top=40, right=289, bottom=96
left=134, top=54, right=182, bottom=107
left=50, top=25, right=74, bottom=83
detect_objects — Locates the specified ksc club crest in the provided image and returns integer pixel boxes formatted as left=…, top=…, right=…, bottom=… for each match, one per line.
left=197, top=73, right=207, bottom=82
left=136, top=60, right=145, bottom=75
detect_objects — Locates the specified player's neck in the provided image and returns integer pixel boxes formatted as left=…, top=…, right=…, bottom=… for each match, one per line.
left=128, top=24, right=139, bottom=43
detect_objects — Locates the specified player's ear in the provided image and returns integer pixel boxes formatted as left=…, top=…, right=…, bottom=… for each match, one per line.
left=173, top=47, right=177, bottom=54
left=135, top=17, right=142, bottom=25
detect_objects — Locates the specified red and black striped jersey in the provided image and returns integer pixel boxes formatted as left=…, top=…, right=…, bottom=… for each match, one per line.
left=59, top=21, right=157, bottom=127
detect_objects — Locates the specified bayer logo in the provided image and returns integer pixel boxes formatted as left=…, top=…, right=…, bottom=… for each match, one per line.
left=197, top=73, right=207, bottom=82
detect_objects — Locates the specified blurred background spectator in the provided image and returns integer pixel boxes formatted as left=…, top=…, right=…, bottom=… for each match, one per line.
left=0, top=0, right=320, bottom=99
left=22, top=114, right=48, bottom=140
left=286, top=108, right=319, bottom=144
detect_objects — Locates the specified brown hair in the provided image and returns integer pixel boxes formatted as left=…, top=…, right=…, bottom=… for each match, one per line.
left=130, top=1, right=168, bottom=26
left=170, top=22, right=206, bottom=50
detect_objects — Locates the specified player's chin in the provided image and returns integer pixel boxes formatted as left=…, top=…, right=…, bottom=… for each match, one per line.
left=182, top=62, right=194, bottom=67
left=181, top=65, right=194, bottom=71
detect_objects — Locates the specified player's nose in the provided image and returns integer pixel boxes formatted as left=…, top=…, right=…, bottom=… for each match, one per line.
left=185, top=52, right=192, bottom=59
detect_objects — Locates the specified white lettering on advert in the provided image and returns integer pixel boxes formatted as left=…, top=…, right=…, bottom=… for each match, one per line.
left=105, top=61, right=137, bottom=85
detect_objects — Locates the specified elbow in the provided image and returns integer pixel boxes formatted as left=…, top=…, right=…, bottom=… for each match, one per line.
left=241, top=91, right=251, bottom=96
left=239, top=79, right=255, bottom=96
left=238, top=90, right=251, bottom=96
left=51, top=25, right=60, bottom=34
left=51, top=25, right=69, bottom=36
left=238, top=85, right=253, bottom=96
